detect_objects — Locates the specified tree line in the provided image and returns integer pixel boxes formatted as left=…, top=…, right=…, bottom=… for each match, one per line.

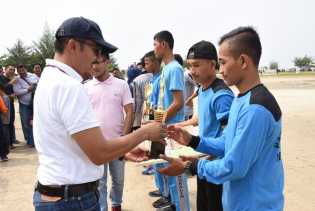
left=0, top=24, right=313, bottom=72
left=0, top=24, right=119, bottom=71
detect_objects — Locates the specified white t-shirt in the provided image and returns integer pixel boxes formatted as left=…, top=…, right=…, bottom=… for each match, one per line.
left=33, top=59, right=103, bottom=185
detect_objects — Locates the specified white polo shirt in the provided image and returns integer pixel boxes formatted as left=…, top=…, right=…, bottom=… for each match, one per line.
left=33, top=59, right=103, bottom=185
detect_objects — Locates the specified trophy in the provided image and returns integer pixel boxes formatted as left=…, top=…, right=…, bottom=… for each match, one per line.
left=149, top=108, right=166, bottom=159
left=153, top=109, right=165, bottom=123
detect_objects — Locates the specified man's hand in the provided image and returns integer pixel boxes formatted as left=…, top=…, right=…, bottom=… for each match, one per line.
left=179, top=155, right=199, bottom=162
left=124, top=147, right=149, bottom=162
left=141, top=122, right=167, bottom=142
left=158, top=154, right=188, bottom=176
left=167, top=125, right=192, bottom=146
left=9, top=94, right=15, bottom=101
left=27, top=85, right=35, bottom=92
left=9, top=77, right=17, bottom=85
left=141, top=120, right=155, bottom=125
left=173, top=122, right=186, bottom=128
left=185, top=97, right=193, bottom=107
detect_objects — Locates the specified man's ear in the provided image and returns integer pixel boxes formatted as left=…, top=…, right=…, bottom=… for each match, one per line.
left=67, top=39, right=77, bottom=51
left=240, top=54, right=249, bottom=70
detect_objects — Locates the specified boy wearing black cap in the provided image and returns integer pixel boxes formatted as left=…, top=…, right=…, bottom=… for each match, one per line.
left=174, top=41, right=234, bottom=211
left=32, top=17, right=165, bottom=211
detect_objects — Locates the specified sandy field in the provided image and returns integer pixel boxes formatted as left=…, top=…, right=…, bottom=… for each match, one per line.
left=0, top=74, right=315, bottom=211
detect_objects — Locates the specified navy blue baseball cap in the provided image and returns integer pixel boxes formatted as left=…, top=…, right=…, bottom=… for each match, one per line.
left=55, top=17, right=118, bottom=54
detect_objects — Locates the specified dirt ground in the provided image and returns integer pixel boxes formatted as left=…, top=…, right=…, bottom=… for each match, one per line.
left=0, top=75, right=315, bottom=211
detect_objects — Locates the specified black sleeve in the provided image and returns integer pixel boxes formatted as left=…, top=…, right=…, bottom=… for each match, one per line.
left=188, top=135, right=200, bottom=149
left=220, top=118, right=228, bottom=127
left=190, top=159, right=199, bottom=176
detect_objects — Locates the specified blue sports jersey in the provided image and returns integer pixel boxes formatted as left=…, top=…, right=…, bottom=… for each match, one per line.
left=195, top=84, right=284, bottom=211
left=161, top=60, right=185, bottom=124
left=149, top=72, right=161, bottom=108
left=198, top=78, right=234, bottom=139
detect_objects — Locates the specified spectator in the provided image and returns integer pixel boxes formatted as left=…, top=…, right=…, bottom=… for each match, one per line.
left=0, top=65, right=18, bottom=147
left=86, top=51, right=134, bottom=211
left=13, top=64, right=38, bottom=147
left=33, top=63, right=42, bottom=78
left=0, top=85, right=10, bottom=161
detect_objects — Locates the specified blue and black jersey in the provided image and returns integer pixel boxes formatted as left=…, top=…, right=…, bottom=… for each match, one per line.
left=190, top=84, right=284, bottom=211
left=198, top=78, right=234, bottom=139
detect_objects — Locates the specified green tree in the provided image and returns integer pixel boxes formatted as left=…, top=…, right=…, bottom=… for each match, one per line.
left=294, top=56, right=313, bottom=68
left=5, top=39, right=32, bottom=66
left=107, top=55, right=119, bottom=71
left=32, top=23, right=55, bottom=65
left=269, top=61, right=279, bottom=70
left=0, top=55, right=7, bottom=67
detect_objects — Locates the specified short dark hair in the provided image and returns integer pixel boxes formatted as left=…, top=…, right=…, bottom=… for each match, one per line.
left=174, top=54, right=184, bottom=66
left=33, top=63, right=41, bottom=67
left=55, top=37, right=90, bottom=54
left=5, top=64, right=14, bottom=68
left=139, top=57, right=145, bottom=67
left=17, top=64, right=26, bottom=69
left=54, top=37, right=70, bottom=53
left=154, top=30, right=174, bottom=50
left=219, top=26, right=262, bottom=67
left=144, top=51, right=162, bottom=64
left=101, top=49, right=109, bottom=60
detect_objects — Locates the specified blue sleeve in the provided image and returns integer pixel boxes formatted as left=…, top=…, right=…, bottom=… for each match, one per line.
left=150, top=80, right=160, bottom=107
left=169, top=67, right=184, bottom=91
left=197, top=105, right=273, bottom=184
left=196, top=134, right=226, bottom=157
left=211, top=90, right=234, bottom=121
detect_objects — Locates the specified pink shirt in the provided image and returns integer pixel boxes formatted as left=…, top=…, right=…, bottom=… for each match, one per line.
left=85, top=75, right=133, bottom=139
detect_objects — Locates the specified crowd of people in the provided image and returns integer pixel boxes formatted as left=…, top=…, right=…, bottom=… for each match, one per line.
left=0, top=16, right=284, bottom=211
left=0, top=63, right=42, bottom=161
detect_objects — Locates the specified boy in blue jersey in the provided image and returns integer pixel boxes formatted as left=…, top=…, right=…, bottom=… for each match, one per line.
left=160, top=27, right=284, bottom=211
left=176, top=41, right=234, bottom=211
left=151, top=30, right=188, bottom=210
left=154, top=31, right=184, bottom=124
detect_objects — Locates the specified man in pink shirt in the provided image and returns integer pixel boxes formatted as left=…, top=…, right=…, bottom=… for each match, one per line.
left=85, top=52, right=134, bottom=211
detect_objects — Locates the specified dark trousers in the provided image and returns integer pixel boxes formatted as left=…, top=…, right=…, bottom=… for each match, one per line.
left=0, top=124, right=10, bottom=157
left=197, top=177, right=223, bottom=211
left=9, top=101, right=16, bottom=145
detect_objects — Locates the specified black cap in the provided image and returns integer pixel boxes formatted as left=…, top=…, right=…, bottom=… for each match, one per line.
left=187, top=40, right=217, bottom=62
left=55, top=17, right=118, bottom=54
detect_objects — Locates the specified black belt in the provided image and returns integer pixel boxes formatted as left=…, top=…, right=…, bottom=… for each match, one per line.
left=35, top=180, right=99, bottom=198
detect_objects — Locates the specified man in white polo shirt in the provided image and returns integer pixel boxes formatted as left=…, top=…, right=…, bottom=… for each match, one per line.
left=32, top=17, right=165, bottom=211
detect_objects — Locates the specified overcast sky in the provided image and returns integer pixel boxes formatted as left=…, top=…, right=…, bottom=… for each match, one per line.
left=1, top=0, right=314, bottom=69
